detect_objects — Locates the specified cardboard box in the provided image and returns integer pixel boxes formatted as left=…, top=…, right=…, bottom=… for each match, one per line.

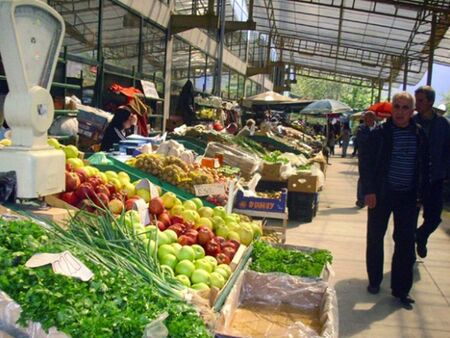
left=260, top=163, right=284, bottom=181
left=288, top=173, right=319, bottom=193
left=77, top=108, right=110, bottom=142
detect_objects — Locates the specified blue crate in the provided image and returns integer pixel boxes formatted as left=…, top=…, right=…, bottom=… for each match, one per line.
left=234, top=188, right=287, bottom=213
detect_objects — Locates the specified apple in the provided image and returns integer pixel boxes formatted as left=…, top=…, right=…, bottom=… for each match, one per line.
left=170, top=205, right=185, bottom=216
left=195, top=259, right=213, bottom=273
left=157, top=231, right=171, bottom=246
left=216, top=264, right=232, bottom=277
left=190, top=198, right=203, bottom=210
left=251, top=222, right=263, bottom=237
left=65, top=162, right=73, bottom=172
left=161, top=192, right=177, bottom=209
left=122, top=183, right=136, bottom=199
left=197, top=227, right=214, bottom=246
left=198, top=206, right=214, bottom=219
left=157, top=221, right=167, bottom=231
left=176, top=274, right=191, bottom=287
left=118, top=171, right=130, bottom=183
left=95, top=184, right=110, bottom=197
left=170, top=215, right=184, bottom=225
left=191, top=269, right=210, bottom=285
left=195, top=217, right=213, bottom=230
left=109, top=178, right=123, bottom=192
left=178, top=235, right=196, bottom=246
left=60, top=191, right=79, bottom=206
left=65, top=171, right=80, bottom=192
left=48, top=137, right=61, bottom=149
left=171, top=243, right=182, bottom=256
left=181, top=210, right=199, bottom=224
left=184, top=229, right=198, bottom=242
left=158, top=244, right=177, bottom=260
left=191, top=244, right=205, bottom=259
left=227, top=231, right=240, bottom=242
left=237, top=224, right=254, bottom=245
left=106, top=183, right=117, bottom=195
left=222, top=246, right=236, bottom=259
left=98, top=172, right=108, bottom=184
left=215, top=226, right=229, bottom=239
left=212, top=216, right=225, bottom=230
left=125, top=209, right=141, bottom=224
left=105, top=171, right=119, bottom=180
left=149, top=197, right=165, bottom=215
left=215, top=236, right=226, bottom=247
left=210, top=272, right=226, bottom=289
left=183, top=200, right=197, bottom=211
left=159, top=253, right=178, bottom=270
left=63, top=145, right=79, bottom=159
left=226, top=222, right=240, bottom=233
left=205, top=241, right=221, bottom=257
left=175, top=260, right=196, bottom=277
left=135, top=188, right=149, bottom=202
left=158, top=212, right=171, bottom=227
left=77, top=199, right=95, bottom=213
left=191, top=282, right=210, bottom=292
left=214, top=268, right=229, bottom=280
left=75, top=182, right=94, bottom=200
left=164, top=229, right=178, bottom=243
left=213, top=206, right=227, bottom=219
left=177, top=246, right=195, bottom=261
left=167, top=224, right=184, bottom=237
left=93, top=192, right=110, bottom=207
left=215, top=253, right=231, bottom=265
left=144, top=239, right=157, bottom=256
left=203, top=256, right=218, bottom=269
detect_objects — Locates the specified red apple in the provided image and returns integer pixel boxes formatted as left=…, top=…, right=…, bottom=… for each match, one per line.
left=205, top=241, right=221, bottom=257
left=222, top=246, right=237, bottom=259
left=65, top=171, right=81, bottom=192
left=170, top=215, right=184, bottom=225
left=216, top=253, right=231, bottom=265
left=108, top=199, right=124, bottom=214
left=65, top=162, right=73, bottom=172
left=77, top=199, right=95, bottom=212
left=167, top=224, right=184, bottom=236
left=215, top=236, right=226, bottom=247
left=228, top=239, right=240, bottom=249
left=75, top=182, right=94, bottom=200
left=197, top=227, right=214, bottom=246
left=93, top=192, right=110, bottom=207
left=60, top=191, right=79, bottom=206
left=74, top=168, right=88, bottom=183
left=106, top=183, right=116, bottom=195
left=87, top=176, right=102, bottom=188
left=178, top=235, right=196, bottom=246
left=158, top=212, right=172, bottom=227
left=157, top=221, right=166, bottom=231
left=184, top=229, right=198, bottom=242
left=95, top=184, right=111, bottom=198
left=149, top=197, right=165, bottom=215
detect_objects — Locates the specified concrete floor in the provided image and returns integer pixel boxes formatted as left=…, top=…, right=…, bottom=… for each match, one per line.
left=285, top=151, right=450, bottom=338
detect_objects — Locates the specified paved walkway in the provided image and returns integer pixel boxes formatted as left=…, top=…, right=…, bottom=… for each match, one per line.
left=286, top=151, right=450, bottom=338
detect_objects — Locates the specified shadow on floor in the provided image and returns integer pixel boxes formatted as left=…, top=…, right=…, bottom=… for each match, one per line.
left=339, top=170, right=359, bottom=176
left=318, top=206, right=360, bottom=216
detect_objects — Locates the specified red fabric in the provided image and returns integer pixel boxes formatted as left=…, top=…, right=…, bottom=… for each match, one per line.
left=368, top=101, right=392, bottom=118
left=109, top=84, right=143, bottom=101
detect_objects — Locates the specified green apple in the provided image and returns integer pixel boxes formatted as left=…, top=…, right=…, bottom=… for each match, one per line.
left=227, top=222, right=240, bottom=233
left=191, top=282, right=210, bottom=292
left=67, top=158, right=84, bottom=169
left=171, top=243, right=182, bottom=256
left=170, top=205, right=184, bottom=216
left=176, top=274, right=191, bottom=287
left=224, top=215, right=237, bottom=225
left=161, top=192, right=177, bottom=209
left=237, top=223, right=254, bottom=245
left=124, top=210, right=141, bottom=225
left=63, top=145, right=79, bottom=159
left=158, top=244, right=176, bottom=260
left=118, top=171, right=130, bottom=183
left=195, top=217, right=213, bottom=230
left=212, top=216, right=225, bottom=230
left=215, top=226, right=229, bottom=239
left=164, top=230, right=178, bottom=243
left=214, top=268, right=229, bottom=280
left=227, top=231, right=240, bottom=242
left=105, top=171, right=119, bottom=180
left=123, top=183, right=136, bottom=198
left=213, top=206, right=227, bottom=219
left=159, top=253, right=178, bottom=269
left=251, top=222, right=263, bottom=237
left=109, top=177, right=122, bottom=191
left=145, top=225, right=158, bottom=238
left=191, top=244, right=205, bottom=259
left=181, top=210, right=199, bottom=223
left=136, top=188, right=150, bottom=203
left=210, top=271, right=226, bottom=289
left=47, top=138, right=61, bottom=149
left=203, top=256, right=218, bottom=269
left=177, top=246, right=196, bottom=261
left=198, top=206, right=214, bottom=219
left=191, top=269, right=210, bottom=285
left=195, top=258, right=213, bottom=273
left=98, top=172, right=108, bottom=184
left=216, top=264, right=232, bottom=277
left=190, top=198, right=203, bottom=210
left=175, top=260, right=196, bottom=277
left=157, top=231, right=171, bottom=246
left=174, top=198, right=182, bottom=206
left=183, top=200, right=197, bottom=211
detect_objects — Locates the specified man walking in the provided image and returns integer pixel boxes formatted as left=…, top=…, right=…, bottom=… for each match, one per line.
left=414, top=86, right=450, bottom=258
left=360, top=92, right=428, bottom=309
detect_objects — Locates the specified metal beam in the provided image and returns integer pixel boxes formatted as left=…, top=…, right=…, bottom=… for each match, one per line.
left=224, top=20, right=256, bottom=32
left=403, top=57, right=408, bottom=90
left=170, top=14, right=218, bottom=34
left=427, top=13, right=437, bottom=85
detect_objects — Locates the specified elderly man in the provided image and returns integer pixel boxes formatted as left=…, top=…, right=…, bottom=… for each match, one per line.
left=355, top=111, right=377, bottom=208
left=414, top=86, right=450, bottom=258
left=360, top=92, right=428, bottom=309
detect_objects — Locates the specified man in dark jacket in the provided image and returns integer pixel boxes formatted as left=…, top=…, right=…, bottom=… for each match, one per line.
left=414, top=86, right=450, bottom=258
left=360, top=92, right=428, bottom=310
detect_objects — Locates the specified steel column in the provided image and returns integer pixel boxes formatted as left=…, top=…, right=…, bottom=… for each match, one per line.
left=427, top=13, right=437, bottom=85
left=95, top=0, right=104, bottom=108
left=214, top=0, right=226, bottom=96
left=402, top=57, right=408, bottom=90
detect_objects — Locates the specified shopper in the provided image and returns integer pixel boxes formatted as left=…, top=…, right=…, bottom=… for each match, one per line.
left=360, top=92, right=428, bottom=309
left=100, top=106, right=137, bottom=152
left=327, top=128, right=336, bottom=156
left=355, top=112, right=376, bottom=208
left=414, top=86, right=450, bottom=258
left=236, top=119, right=256, bottom=137
left=340, top=123, right=351, bottom=157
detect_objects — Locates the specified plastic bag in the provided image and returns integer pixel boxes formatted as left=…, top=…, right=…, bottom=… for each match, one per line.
left=142, top=312, right=169, bottom=338
left=0, top=171, right=16, bottom=203
left=87, top=152, right=112, bottom=165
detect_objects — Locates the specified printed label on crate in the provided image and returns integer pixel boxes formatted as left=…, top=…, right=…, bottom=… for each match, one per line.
left=237, top=200, right=276, bottom=211
left=141, top=80, right=159, bottom=99
left=194, top=183, right=225, bottom=196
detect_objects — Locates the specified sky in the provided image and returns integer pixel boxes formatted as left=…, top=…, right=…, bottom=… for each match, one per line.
left=389, top=63, right=450, bottom=108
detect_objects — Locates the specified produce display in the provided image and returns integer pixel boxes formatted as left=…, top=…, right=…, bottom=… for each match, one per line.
left=250, top=241, right=333, bottom=278
left=0, top=218, right=211, bottom=338
left=263, top=150, right=289, bottom=164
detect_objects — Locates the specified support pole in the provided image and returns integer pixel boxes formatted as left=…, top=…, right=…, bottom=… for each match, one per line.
left=95, top=0, right=104, bottom=108
left=371, top=81, right=374, bottom=104
left=402, top=57, right=408, bottom=91
left=214, top=0, right=226, bottom=96
left=427, top=13, right=437, bottom=85
left=163, top=0, right=175, bottom=132
left=137, top=16, right=143, bottom=73
left=377, top=80, right=382, bottom=102
left=387, top=76, right=392, bottom=101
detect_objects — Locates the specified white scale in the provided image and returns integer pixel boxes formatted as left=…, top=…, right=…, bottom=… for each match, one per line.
left=0, top=0, right=65, bottom=199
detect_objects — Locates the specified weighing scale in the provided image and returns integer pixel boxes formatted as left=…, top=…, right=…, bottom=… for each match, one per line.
left=0, top=0, right=65, bottom=199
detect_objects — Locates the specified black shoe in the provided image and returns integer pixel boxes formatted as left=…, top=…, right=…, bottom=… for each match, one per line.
left=367, top=285, right=380, bottom=294
left=416, top=241, right=427, bottom=258
left=392, top=292, right=415, bottom=309
left=355, top=201, right=365, bottom=209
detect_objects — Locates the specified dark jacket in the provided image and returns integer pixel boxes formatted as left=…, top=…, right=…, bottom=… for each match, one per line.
left=413, top=111, right=450, bottom=182
left=356, top=124, right=372, bottom=158
left=360, top=119, right=429, bottom=203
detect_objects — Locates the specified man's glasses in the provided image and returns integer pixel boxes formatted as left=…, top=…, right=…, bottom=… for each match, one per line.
left=393, top=104, right=411, bottom=110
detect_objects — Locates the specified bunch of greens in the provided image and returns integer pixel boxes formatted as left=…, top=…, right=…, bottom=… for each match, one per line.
left=250, top=241, right=332, bottom=278
left=262, top=151, right=290, bottom=164
left=217, top=165, right=240, bottom=176
left=0, top=218, right=211, bottom=338
left=233, top=137, right=268, bottom=157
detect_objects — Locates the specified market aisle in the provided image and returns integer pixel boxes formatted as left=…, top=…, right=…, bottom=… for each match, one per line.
left=286, top=151, right=450, bottom=338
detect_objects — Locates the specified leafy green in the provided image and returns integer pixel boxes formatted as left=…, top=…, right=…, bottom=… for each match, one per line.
left=250, top=241, right=332, bottom=278
left=262, top=151, right=290, bottom=164
left=0, top=218, right=211, bottom=338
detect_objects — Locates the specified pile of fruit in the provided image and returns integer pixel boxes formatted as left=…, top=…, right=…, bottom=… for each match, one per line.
left=255, top=191, right=283, bottom=199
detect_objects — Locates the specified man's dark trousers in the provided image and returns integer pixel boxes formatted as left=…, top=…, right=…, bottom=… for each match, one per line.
left=417, top=179, right=444, bottom=245
left=366, top=191, right=417, bottom=296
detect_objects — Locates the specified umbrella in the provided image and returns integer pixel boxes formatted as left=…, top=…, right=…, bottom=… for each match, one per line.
left=368, top=101, right=392, bottom=118
left=300, top=99, right=352, bottom=116
left=242, top=91, right=296, bottom=108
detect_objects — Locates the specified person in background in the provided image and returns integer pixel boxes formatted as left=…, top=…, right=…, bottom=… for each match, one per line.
left=340, top=123, right=351, bottom=158
left=100, top=106, right=137, bottom=152
left=360, top=92, right=428, bottom=309
left=327, top=128, right=336, bottom=157
left=413, top=86, right=450, bottom=258
left=236, top=119, right=256, bottom=137
left=351, top=119, right=363, bottom=157
left=355, top=111, right=376, bottom=208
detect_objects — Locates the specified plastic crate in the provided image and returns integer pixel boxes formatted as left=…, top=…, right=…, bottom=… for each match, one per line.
left=234, top=189, right=288, bottom=213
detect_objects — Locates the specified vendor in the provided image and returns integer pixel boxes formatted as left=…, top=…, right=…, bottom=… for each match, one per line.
left=236, top=119, right=256, bottom=137
left=100, top=106, right=137, bottom=152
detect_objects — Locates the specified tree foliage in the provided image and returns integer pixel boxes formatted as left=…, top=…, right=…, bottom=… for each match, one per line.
left=291, top=76, right=373, bottom=111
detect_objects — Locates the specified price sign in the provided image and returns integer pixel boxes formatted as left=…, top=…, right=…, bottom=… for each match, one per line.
left=194, top=183, right=225, bottom=197
left=140, top=80, right=159, bottom=99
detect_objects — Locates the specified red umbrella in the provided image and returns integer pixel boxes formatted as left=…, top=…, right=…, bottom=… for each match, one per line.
left=368, top=101, right=392, bottom=118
